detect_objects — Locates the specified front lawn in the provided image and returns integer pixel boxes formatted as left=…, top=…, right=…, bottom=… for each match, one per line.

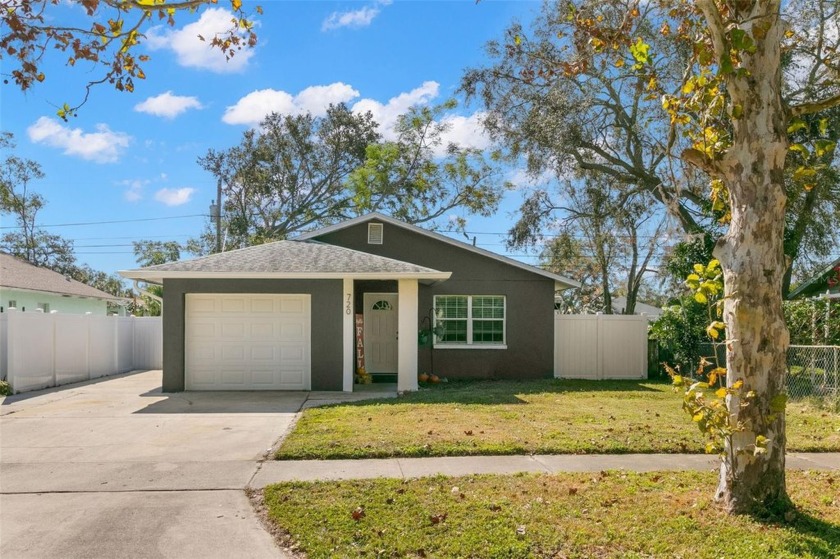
left=258, top=470, right=839, bottom=558
left=276, top=379, right=840, bottom=459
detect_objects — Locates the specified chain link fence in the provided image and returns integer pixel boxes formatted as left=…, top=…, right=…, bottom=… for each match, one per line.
left=787, top=345, right=840, bottom=402
left=695, top=343, right=840, bottom=405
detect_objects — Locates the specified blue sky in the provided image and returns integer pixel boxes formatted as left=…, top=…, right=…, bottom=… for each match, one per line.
left=1, top=0, right=549, bottom=276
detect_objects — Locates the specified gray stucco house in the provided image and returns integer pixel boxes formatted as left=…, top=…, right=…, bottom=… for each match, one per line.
left=120, top=213, right=578, bottom=392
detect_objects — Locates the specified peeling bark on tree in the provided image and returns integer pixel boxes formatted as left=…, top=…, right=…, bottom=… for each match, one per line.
left=696, top=0, right=791, bottom=513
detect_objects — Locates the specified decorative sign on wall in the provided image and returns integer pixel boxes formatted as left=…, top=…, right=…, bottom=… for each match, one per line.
left=355, top=314, right=365, bottom=370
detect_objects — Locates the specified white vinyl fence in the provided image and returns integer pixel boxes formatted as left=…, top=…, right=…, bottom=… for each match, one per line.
left=554, top=313, right=648, bottom=379
left=0, top=310, right=162, bottom=394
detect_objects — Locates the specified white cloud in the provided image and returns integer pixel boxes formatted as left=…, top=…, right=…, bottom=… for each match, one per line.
left=435, top=112, right=492, bottom=156
left=154, top=187, right=196, bottom=206
left=322, top=6, right=380, bottom=31
left=134, top=91, right=203, bottom=119
left=351, top=81, right=440, bottom=140
left=222, top=82, right=360, bottom=126
left=118, top=179, right=149, bottom=202
left=145, top=8, right=254, bottom=73
left=27, top=117, right=131, bottom=163
left=322, top=0, right=391, bottom=31
left=223, top=80, right=490, bottom=157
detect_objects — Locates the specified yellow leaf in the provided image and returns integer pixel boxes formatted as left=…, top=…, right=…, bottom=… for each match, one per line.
left=693, top=412, right=704, bottom=422
left=613, top=58, right=625, bottom=68
left=231, top=0, right=242, bottom=10
left=732, top=379, right=744, bottom=390
left=715, top=388, right=727, bottom=398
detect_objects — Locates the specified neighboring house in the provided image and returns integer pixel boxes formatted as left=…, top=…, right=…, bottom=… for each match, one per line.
left=787, top=256, right=840, bottom=300
left=0, top=252, right=127, bottom=315
left=120, top=213, right=580, bottom=393
left=610, top=297, right=663, bottom=320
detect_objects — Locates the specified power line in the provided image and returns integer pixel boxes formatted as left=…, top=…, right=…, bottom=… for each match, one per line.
left=0, top=214, right=209, bottom=230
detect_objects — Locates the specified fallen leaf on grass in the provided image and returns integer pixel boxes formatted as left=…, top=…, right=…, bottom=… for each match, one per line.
left=429, top=513, right=448, bottom=524
left=464, top=430, right=474, bottom=436
left=351, top=507, right=365, bottom=521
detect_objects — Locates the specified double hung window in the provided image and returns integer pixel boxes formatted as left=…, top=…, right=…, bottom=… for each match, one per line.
left=433, top=295, right=505, bottom=347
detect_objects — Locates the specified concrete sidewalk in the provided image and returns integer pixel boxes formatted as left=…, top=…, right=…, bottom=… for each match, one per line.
left=251, top=452, right=840, bottom=487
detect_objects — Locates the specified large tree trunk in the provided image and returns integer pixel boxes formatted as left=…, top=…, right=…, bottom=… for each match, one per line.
left=697, top=0, right=791, bottom=513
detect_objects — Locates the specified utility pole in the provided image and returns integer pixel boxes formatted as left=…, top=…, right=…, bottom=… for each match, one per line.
left=212, top=178, right=222, bottom=253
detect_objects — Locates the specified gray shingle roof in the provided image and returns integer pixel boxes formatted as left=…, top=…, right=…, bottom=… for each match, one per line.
left=121, top=240, right=445, bottom=279
left=0, top=252, right=123, bottom=301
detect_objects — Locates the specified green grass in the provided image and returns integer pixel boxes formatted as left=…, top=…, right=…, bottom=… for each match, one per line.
left=260, top=470, right=840, bottom=558
left=276, top=379, right=840, bottom=459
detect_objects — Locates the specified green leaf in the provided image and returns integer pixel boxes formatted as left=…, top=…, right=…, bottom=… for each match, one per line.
left=694, top=292, right=708, bottom=304
left=819, top=118, right=829, bottom=136
left=630, top=37, right=650, bottom=67
left=729, top=28, right=756, bottom=53
left=789, top=143, right=809, bottom=156
left=793, top=166, right=817, bottom=182
left=815, top=140, right=836, bottom=158
left=770, top=393, right=788, bottom=413
left=718, top=53, right=734, bottom=75
left=787, top=119, right=807, bottom=135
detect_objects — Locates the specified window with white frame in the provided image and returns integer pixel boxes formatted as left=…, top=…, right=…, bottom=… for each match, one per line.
left=434, top=295, right=505, bottom=346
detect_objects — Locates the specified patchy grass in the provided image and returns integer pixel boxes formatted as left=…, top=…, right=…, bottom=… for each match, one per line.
left=276, top=379, right=840, bottom=459
left=260, top=470, right=840, bottom=559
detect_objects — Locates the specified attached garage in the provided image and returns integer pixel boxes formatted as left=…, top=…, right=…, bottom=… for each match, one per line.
left=185, top=293, right=311, bottom=390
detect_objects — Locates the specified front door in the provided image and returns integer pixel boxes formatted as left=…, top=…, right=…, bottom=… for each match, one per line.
left=363, top=293, right=398, bottom=373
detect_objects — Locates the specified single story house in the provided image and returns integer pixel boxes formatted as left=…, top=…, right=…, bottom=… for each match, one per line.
left=0, top=252, right=127, bottom=315
left=119, top=213, right=579, bottom=392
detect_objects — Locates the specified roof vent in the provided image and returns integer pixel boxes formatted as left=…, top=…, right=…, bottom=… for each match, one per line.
left=65, top=274, right=72, bottom=282
left=368, top=223, right=384, bottom=245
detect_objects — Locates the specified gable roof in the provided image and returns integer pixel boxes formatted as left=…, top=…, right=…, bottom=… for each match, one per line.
left=0, top=252, right=124, bottom=301
left=296, top=212, right=581, bottom=289
left=119, top=240, right=451, bottom=284
left=787, top=255, right=840, bottom=300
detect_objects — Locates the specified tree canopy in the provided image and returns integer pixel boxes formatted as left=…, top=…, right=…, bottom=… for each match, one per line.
left=199, top=102, right=504, bottom=247
left=463, top=0, right=840, bottom=297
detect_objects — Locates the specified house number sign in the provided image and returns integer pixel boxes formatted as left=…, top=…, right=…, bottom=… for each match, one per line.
left=345, top=293, right=352, bottom=315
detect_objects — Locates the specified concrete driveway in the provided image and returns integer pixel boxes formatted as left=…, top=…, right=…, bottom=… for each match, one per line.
left=0, top=370, right=334, bottom=558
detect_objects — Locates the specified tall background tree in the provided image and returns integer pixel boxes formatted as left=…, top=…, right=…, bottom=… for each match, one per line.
left=462, top=0, right=840, bottom=303
left=199, top=102, right=504, bottom=248
left=0, top=132, right=129, bottom=300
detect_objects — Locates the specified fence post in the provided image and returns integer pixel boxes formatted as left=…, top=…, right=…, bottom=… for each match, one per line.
left=595, top=313, right=604, bottom=380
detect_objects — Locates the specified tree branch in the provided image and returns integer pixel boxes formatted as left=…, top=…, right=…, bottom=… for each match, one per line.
left=789, top=93, right=840, bottom=117
left=681, top=148, right=721, bottom=177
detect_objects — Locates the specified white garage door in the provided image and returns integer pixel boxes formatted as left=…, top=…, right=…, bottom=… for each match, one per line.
left=185, top=294, right=311, bottom=390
